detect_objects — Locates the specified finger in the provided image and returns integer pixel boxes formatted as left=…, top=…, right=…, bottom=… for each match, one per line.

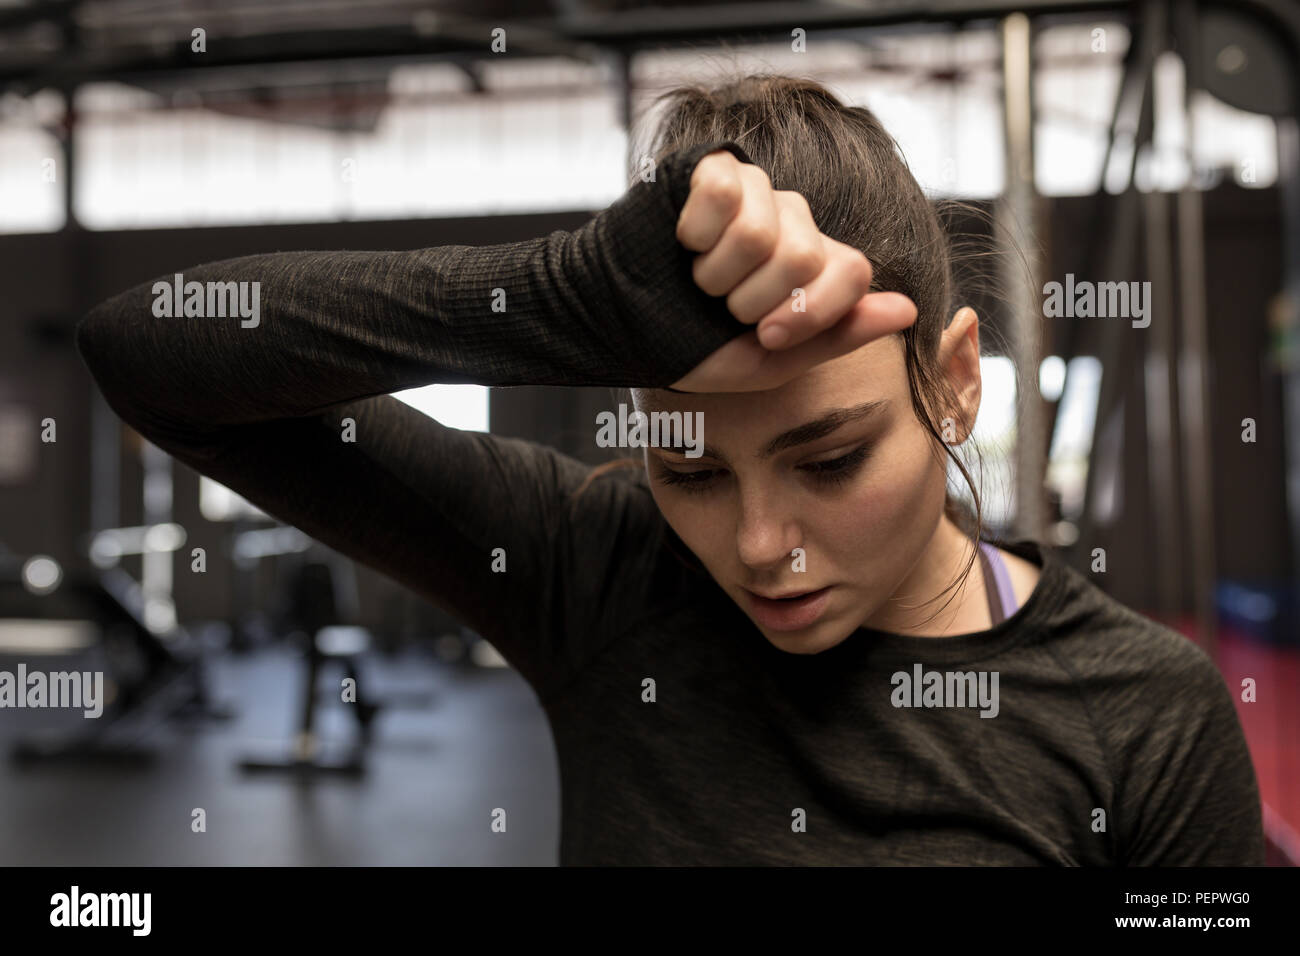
left=667, top=292, right=916, bottom=393
left=675, top=152, right=744, bottom=253
left=690, top=164, right=779, bottom=300
left=753, top=240, right=873, bottom=350
left=753, top=291, right=918, bottom=386
left=723, top=198, right=827, bottom=324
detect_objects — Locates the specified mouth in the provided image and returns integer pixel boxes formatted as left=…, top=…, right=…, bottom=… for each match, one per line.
left=750, top=587, right=822, bottom=601
left=741, top=585, right=833, bottom=632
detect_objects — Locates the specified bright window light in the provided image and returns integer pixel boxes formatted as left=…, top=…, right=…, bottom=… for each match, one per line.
left=1047, top=355, right=1103, bottom=519
left=199, top=476, right=268, bottom=521
left=1039, top=355, right=1067, bottom=401
left=0, top=90, right=66, bottom=233
left=71, top=76, right=628, bottom=229
left=392, top=384, right=489, bottom=432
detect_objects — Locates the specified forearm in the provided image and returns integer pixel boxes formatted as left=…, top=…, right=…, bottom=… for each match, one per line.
left=73, top=140, right=753, bottom=450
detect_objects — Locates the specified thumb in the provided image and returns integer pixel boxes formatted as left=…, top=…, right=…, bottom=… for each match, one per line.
left=755, top=291, right=917, bottom=386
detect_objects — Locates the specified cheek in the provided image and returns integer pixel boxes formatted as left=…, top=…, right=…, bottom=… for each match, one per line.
left=819, top=426, right=947, bottom=562
left=648, top=486, right=724, bottom=563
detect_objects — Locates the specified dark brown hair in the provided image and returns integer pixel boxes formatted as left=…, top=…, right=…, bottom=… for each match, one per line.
left=576, top=72, right=997, bottom=624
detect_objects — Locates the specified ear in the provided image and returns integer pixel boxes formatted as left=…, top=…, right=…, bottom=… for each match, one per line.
left=937, top=307, right=982, bottom=444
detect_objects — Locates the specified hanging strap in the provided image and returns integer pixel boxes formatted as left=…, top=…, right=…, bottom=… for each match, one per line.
left=976, top=540, right=1019, bottom=626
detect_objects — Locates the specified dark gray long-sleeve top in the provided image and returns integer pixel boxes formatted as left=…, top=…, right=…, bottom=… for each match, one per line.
left=74, top=140, right=1265, bottom=866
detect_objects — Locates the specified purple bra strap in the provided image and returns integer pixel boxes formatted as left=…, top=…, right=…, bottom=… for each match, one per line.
left=977, top=540, right=1020, bottom=625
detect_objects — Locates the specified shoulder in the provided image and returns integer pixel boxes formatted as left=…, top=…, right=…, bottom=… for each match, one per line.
left=1030, top=551, right=1240, bottom=771
left=1001, top=540, right=1230, bottom=708
left=1002, top=541, right=1261, bottom=863
left=1034, top=549, right=1220, bottom=687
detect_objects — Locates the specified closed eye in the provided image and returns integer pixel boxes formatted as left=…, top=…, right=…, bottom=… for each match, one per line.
left=800, top=444, right=871, bottom=485
left=654, top=443, right=872, bottom=493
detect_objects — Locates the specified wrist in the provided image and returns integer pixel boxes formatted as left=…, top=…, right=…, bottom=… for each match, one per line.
left=570, top=140, right=756, bottom=386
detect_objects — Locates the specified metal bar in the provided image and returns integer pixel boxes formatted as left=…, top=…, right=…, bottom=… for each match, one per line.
left=88, top=392, right=119, bottom=534
left=1074, top=0, right=1161, bottom=570
left=1136, top=0, right=1182, bottom=618
left=999, top=11, right=1047, bottom=541
left=1174, top=184, right=1216, bottom=654
left=58, top=84, right=78, bottom=230
left=1173, top=0, right=1217, bottom=655
left=140, top=440, right=178, bottom=636
left=1141, top=186, right=1182, bottom=616
left=1275, top=118, right=1300, bottom=593
left=1045, top=12, right=1148, bottom=515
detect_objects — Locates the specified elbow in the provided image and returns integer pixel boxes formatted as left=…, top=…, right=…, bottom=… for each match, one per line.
left=74, top=296, right=149, bottom=423
left=73, top=306, right=107, bottom=373
left=73, top=290, right=226, bottom=456
left=74, top=303, right=115, bottom=389
left=76, top=281, right=157, bottom=386
left=75, top=292, right=129, bottom=369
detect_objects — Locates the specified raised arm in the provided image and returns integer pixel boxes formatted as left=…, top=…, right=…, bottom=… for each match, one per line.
left=74, top=141, right=753, bottom=697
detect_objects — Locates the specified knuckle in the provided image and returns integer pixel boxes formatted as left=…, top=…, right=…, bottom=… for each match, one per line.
left=743, top=163, right=772, bottom=188
left=847, top=250, right=874, bottom=290
left=784, top=238, right=825, bottom=276
left=732, top=219, right=778, bottom=258
left=777, top=189, right=812, bottom=215
left=724, top=289, right=760, bottom=323
left=691, top=152, right=728, bottom=183
left=704, top=172, right=743, bottom=209
left=692, top=258, right=724, bottom=296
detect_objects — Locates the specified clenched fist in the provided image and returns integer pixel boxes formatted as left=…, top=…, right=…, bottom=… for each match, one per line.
left=670, top=149, right=918, bottom=393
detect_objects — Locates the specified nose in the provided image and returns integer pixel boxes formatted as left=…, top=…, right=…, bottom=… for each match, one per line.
left=734, top=484, right=802, bottom=572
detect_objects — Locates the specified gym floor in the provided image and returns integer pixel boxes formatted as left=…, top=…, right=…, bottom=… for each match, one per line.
left=0, top=647, right=561, bottom=866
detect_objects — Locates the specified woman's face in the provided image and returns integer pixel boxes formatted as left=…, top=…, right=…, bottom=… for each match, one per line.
left=635, top=330, right=971, bottom=655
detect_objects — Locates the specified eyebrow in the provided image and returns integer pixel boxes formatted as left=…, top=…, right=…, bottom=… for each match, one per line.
left=653, top=399, right=890, bottom=461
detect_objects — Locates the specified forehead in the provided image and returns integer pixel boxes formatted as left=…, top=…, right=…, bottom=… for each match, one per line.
left=634, top=335, right=906, bottom=418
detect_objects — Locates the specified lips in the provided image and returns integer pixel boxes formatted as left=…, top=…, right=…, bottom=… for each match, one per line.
left=742, top=585, right=833, bottom=632
left=751, top=588, right=822, bottom=601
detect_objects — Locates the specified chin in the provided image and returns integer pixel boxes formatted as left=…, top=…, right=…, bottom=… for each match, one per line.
left=758, top=620, right=853, bottom=655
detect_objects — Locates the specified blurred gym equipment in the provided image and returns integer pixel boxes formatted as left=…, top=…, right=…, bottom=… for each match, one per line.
left=239, top=546, right=435, bottom=777
left=0, top=547, right=228, bottom=764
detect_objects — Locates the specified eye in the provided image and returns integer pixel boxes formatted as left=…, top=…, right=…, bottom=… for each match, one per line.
left=655, top=443, right=872, bottom=494
left=656, top=465, right=725, bottom=494
left=799, top=444, right=871, bottom=485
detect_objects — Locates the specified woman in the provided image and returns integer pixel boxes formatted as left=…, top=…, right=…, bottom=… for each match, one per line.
left=76, top=74, right=1263, bottom=865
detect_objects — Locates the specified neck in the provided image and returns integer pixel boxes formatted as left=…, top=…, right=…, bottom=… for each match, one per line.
left=860, top=514, right=990, bottom=637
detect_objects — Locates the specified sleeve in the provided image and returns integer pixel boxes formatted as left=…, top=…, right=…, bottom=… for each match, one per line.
left=73, top=140, right=753, bottom=698
left=1112, top=633, right=1266, bottom=866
